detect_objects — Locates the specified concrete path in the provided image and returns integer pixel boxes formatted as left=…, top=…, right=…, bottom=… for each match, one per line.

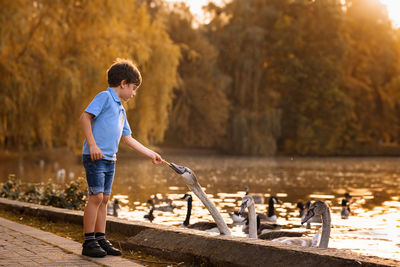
left=0, top=217, right=142, bottom=266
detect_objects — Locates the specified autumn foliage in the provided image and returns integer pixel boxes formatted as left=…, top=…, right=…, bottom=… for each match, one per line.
left=1, top=0, right=400, bottom=156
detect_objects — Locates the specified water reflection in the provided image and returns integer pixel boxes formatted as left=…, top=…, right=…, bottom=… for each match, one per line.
left=1, top=153, right=400, bottom=261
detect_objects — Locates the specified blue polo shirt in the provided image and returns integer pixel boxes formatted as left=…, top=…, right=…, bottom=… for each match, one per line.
left=82, top=88, right=132, bottom=161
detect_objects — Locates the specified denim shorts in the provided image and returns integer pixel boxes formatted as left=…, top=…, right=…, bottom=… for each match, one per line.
left=82, top=155, right=115, bottom=195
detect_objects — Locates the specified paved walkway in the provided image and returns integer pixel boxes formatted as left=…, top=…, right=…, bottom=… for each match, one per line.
left=0, top=217, right=142, bottom=266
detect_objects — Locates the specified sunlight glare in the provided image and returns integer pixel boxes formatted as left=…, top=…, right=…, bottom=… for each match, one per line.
left=164, top=0, right=224, bottom=24
left=379, top=0, right=400, bottom=27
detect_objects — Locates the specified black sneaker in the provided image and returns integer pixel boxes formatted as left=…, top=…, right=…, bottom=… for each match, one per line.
left=98, top=239, right=122, bottom=256
left=82, top=240, right=107, bottom=257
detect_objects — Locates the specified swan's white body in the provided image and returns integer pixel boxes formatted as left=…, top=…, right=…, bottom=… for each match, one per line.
left=240, top=197, right=330, bottom=248
left=274, top=201, right=331, bottom=248
left=273, top=229, right=320, bottom=247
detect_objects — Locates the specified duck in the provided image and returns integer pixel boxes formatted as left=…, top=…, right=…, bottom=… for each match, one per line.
left=168, top=162, right=231, bottom=235
left=147, top=199, right=176, bottom=212
left=264, top=196, right=281, bottom=222
left=258, top=230, right=304, bottom=240
left=244, top=186, right=264, bottom=204
left=150, top=194, right=173, bottom=205
left=341, top=193, right=352, bottom=219
left=144, top=206, right=155, bottom=222
left=229, top=211, right=247, bottom=224
left=229, top=210, right=271, bottom=224
left=272, top=201, right=331, bottom=248
left=242, top=215, right=281, bottom=235
left=297, top=202, right=306, bottom=218
left=239, top=196, right=305, bottom=239
left=181, top=193, right=219, bottom=232
left=106, top=199, right=120, bottom=217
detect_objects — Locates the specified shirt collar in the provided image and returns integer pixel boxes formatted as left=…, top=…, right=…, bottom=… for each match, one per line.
left=107, top=88, right=122, bottom=104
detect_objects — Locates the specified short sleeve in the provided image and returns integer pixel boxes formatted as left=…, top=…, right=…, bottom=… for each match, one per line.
left=122, top=114, right=132, bottom=136
left=85, top=91, right=109, bottom=117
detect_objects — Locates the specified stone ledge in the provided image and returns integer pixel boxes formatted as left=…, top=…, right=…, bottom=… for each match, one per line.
left=0, top=198, right=398, bottom=267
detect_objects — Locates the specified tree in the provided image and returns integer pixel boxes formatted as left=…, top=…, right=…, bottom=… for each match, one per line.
left=162, top=3, right=230, bottom=148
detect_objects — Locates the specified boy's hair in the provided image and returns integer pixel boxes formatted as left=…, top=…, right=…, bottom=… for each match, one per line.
left=107, top=58, right=142, bottom=87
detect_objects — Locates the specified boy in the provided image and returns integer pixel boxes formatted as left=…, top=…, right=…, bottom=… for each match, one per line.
left=80, top=58, right=163, bottom=257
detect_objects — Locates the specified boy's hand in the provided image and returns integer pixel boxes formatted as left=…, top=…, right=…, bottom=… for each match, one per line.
left=151, top=152, right=163, bottom=165
left=89, top=144, right=105, bottom=161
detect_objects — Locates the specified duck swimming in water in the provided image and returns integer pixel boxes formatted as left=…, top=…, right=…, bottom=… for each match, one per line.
left=144, top=206, right=155, bottom=222
left=341, top=193, right=352, bottom=219
left=147, top=199, right=176, bottom=212
left=106, top=199, right=120, bottom=217
left=264, top=196, right=281, bottom=222
left=181, top=193, right=220, bottom=232
left=242, top=215, right=281, bottom=235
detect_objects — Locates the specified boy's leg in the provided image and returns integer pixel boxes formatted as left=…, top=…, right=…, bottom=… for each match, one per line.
left=95, top=194, right=122, bottom=256
left=94, top=194, right=109, bottom=233
left=84, top=193, right=104, bottom=233
left=82, top=193, right=107, bottom=257
left=96, top=161, right=121, bottom=256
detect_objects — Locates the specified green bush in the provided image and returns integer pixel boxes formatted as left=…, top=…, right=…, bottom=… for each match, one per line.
left=0, top=175, right=21, bottom=200
left=0, top=176, right=87, bottom=210
left=63, top=177, right=87, bottom=210
left=21, top=184, right=42, bottom=203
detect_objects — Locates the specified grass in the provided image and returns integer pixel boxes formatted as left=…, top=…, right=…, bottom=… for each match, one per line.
left=0, top=208, right=187, bottom=266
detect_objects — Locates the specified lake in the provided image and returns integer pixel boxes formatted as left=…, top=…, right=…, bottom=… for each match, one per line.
left=1, top=149, right=400, bottom=261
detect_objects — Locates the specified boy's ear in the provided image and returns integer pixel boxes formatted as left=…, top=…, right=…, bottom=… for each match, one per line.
left=120, top=80, right=127, bottom=87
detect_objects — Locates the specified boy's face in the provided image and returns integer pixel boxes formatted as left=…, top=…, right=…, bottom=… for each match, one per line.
left=120, top=82, right=138, bottom=102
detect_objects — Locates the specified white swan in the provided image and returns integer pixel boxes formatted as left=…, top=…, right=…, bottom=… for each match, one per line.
left=169, top=163, right=231, bottom=235
left=231, top=195, right=280, bottom=224
left=298, top=201, right=322, bottom=229
left=239, top=196, right=303, bottom=240
left=273, top=201, right=331, bottom=248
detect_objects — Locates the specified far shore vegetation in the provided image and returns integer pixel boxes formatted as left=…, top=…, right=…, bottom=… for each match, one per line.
left=2, top=0, right=400, bottom=157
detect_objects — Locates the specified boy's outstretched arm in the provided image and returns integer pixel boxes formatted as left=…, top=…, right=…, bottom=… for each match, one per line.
left=80, top=112, right=105, bottom=161
left=121, top=135, right=163, bottom=164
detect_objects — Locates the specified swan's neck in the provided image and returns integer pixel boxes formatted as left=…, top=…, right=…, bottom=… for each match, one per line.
left=319, top=208, right=331, bottom=248
left=183, top=198, right=192, bottom=226
left=268, top=201, right=275, bottom=217
left=247, top=202, right=258, bottom=238
left=189, top=182, right=231, bottom=235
